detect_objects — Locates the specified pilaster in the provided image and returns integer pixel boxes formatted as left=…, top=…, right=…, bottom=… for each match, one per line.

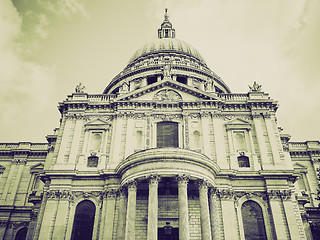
left=103, top=189, right=117, bottom=240
left=212, top=114, right=228, bottom=169
left=201, top=113, right=211, bottom=157
left=267, top=190, right=290, bottom=239
left=220, top=189, right=239, bottom=240
left=209, top=188, right=223, bottom=240
left=117, top=187, right=127, bottom=240
left=38, top=190, right=60, bottom=240
left=52, top=191, right=72, bottom=240
left=68, top=117, right=83, bottom=168
left=252, top=113, right=272, bottom=168
left=7, top=158, right=26, bottom=204
left=55, top=117, right=75, bottom=166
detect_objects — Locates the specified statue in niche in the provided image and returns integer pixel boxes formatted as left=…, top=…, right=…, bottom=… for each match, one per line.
left=120, top=81, right=129, bottom=93
left=135, top=78, right=142, bottom=89
left=248, top=81, right=262, bottom=92
left=75, top=83, right=86, bottom=93
left=163, top=64, right=171, bottom=79
left=205, top=78, right=214, bottom=91
left=153, top=89, right=182, bottom=102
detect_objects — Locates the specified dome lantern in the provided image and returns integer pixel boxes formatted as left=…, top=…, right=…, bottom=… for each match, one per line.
left=158, top=9, right=175, bottom=39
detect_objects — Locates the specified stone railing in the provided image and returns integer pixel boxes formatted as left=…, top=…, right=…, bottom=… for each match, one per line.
left=217, top=93, right=248, bottom=101
left=289, top=142, right=308, bottom=150
left=0, top=143, right=19, bottom=149
left=87, top=94, right=117, bottom=102
left=0, top=143, right=48, bottom=150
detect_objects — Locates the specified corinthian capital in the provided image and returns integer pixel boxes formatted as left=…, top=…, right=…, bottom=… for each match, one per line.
left=147, top=175, right=161, bottom=186
left=176, top=174, right=190, bottom=186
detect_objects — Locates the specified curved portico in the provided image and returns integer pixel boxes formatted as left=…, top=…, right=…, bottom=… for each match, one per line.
left=116, top=148, right=217, bottom=240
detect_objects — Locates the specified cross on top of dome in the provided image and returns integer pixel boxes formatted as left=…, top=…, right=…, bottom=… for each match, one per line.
left=158, top=9, right=175, bottom=39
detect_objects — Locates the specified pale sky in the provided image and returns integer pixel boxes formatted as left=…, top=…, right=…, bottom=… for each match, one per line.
left=0, top=0, right=319, bottom=142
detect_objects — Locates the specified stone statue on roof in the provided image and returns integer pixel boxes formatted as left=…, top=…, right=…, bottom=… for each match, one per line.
left=248, top=81, right=262, bottom=92
left=75, top=83, right=86, bottom=93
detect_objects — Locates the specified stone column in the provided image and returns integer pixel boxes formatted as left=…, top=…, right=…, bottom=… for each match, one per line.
left=125, top=181, right=137, bottom=240
left=147, top=175, right=160, bottom=240
left=117, top=187, right=127, bottom=240
left=209, top=188, right=223, bottom=240
left=177, top=174, right=190, bottom=240
left=103, top=189, right=117, bottom=240
left=197, top=180, right=212, bottom=240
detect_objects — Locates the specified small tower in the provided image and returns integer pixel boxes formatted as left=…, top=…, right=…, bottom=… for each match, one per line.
left=158, top=9, right=175, bottom=39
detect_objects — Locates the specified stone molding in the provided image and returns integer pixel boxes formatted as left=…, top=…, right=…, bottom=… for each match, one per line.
left=196, top=179, right=210, bottom=190
left=0, top=220, right=8, bottom=227
left=126, top=180, right=137, bottom=191
left=8, top=221, right=29, bottom=230
left=218, top=189, right=235, bottom=200
left=12, top=158, right=27, bottom=165
left=153, top=113, right=182, bottom=121
left=118, top=186, right=127, bottom=198
left=176, top=174, right=190, bottom=186
left=234, top=191, right=267, bottom=201
left=267, top=190, right=293, bottom=201
left=147, top=175, right=161, bottom=186
left=103, top=189, right=118, bottom=199
left=46, top=190, right=104, bottom=201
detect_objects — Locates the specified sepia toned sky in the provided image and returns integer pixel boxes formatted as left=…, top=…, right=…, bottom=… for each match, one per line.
left=0, top=0, right=319, bottom=142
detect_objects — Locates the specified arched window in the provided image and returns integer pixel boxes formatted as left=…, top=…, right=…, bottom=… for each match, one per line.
left=91, top=133, right=102, bottom=151
left=241, top=200, right=267, bottom=240
left=235, top=132, right=247, bottom=151
left=71, top=200, right=95, bottom=240
left=15, top=227, right=27, bottom=240
left=157, top=121, right=178, bottom=148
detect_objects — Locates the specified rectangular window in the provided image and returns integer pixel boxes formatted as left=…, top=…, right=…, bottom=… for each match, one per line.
left=157, top=121, right=178, bottom=148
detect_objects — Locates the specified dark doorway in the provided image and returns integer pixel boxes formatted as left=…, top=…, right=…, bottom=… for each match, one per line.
left=15, top=227, right=27, bottom=240
left=158, top=223, right=179, bottom=240
left=71, top=200, right=95, bottom=240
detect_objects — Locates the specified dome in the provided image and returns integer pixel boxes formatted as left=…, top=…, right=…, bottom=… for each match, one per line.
left=128, top=38, right=207, bottom=66
left=103, top=9, right=231, bottom=95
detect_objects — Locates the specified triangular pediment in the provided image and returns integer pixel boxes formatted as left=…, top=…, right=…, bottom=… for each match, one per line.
left=225, top=118, right=251, bottom=130
left=85, top=119, right=110, bottom=127
left=226, top=118, right=251, bottom=125
left=30, top=163, right=44, bottom=173
left=116, top=79, right=219, bottom=102
left=293, top=163, right=308, bottom=170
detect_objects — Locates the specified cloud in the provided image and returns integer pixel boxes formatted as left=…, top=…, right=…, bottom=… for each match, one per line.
left=37, top=0, right=89, bottom=19
left=0, top=1, right=57, bottom=141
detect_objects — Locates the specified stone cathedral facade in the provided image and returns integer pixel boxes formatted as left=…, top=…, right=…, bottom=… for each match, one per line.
left=0, top=10, right=320, bottom=240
